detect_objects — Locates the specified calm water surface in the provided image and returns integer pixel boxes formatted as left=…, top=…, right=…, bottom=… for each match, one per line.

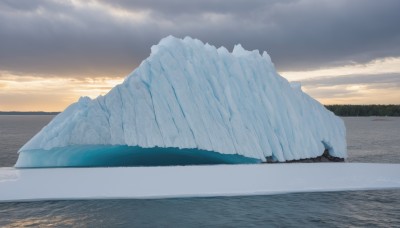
left=0, top=115, right=399, bottom=227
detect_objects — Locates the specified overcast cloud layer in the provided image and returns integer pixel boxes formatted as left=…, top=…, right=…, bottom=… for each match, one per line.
left=1, top=0, right=400, bottom=77
left=1, top=0, right=400, bottom=110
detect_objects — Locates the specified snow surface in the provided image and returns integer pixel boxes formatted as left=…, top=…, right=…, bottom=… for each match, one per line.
left=17, top=36, right=346, bottom=167
left=1, top=163, right=399, bottom=202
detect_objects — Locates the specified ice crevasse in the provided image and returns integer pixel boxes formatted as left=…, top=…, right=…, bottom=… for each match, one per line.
left=16, top=36, right=347, bottom=167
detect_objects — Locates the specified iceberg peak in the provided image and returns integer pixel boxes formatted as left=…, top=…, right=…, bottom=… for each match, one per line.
left=232, top=43, right=261, bottom=57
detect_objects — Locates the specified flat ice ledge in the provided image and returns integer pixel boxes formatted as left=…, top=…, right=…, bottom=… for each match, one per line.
left=1, top=163, right=400, bottom=202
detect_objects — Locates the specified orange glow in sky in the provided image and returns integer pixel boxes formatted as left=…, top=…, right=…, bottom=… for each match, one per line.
left=1, top=57, right=400, bottom=111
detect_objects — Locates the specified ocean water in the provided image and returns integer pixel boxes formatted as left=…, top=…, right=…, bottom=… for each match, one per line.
left=0, top=115, right=399, bottom=227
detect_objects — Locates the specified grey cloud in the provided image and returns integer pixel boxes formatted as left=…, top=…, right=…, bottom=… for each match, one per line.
left=301, top=73, right=400, bottom=102
left=0, top=0, right=161, bottom=77
left=0, top=0, right=399, bottom=77
left=302, top=73, right=400, bottom=88
left=97, top=0, right=289, bottom=16
left=1, top=0, right=42, bottom=11
left=98, top=0, right=400, bottom=69
left=304, top=87, right=358, bottom=99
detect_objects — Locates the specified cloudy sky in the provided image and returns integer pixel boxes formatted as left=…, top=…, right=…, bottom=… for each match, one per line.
left=1, top=0, right=399, bottom=111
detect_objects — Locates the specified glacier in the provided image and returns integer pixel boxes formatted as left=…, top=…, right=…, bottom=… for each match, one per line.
left=16, top=36, right=347, bottom=168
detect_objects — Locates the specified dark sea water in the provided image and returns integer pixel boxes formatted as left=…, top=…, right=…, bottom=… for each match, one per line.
left=0, top=115, right=399, bottom=227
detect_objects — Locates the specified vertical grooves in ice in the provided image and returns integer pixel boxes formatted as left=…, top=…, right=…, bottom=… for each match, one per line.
left=18, top=36, right=347, bottom=162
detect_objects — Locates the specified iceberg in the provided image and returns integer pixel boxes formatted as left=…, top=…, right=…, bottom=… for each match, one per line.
left=16, top=36, right=346, bottom=168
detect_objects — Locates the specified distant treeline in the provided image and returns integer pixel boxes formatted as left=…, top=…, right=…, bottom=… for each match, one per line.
left=325, top=105, right=400, bottom=116
left=0, top=111, right=60, bottom=115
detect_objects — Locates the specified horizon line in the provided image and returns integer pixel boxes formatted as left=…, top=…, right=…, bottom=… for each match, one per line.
left=1, top=104, right=400, bottom=114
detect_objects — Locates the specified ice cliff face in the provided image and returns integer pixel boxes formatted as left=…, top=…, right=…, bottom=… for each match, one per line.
left=17, top=36, right=347, bottom=165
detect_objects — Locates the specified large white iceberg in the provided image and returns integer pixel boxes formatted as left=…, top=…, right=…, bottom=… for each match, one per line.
left=16, top=36, right=346, bottom=167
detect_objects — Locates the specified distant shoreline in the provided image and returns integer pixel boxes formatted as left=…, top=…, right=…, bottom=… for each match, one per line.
left=0, top=111, right=60, bottom=115
left=325, top=105, right=400, bottom=117
left=1, top=104, right=399, bottom=116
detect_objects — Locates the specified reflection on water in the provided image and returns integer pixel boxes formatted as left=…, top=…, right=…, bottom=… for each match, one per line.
left=3, top=216, right=75, bottom=228
left=1, top=190, right=399, bottom=227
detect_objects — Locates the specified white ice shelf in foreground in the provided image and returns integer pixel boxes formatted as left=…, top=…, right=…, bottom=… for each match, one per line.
left=1, top=163, right=400, bottom=202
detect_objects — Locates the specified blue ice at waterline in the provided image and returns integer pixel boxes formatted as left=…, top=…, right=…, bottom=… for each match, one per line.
left=15, top=146, right=260, bottom=168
